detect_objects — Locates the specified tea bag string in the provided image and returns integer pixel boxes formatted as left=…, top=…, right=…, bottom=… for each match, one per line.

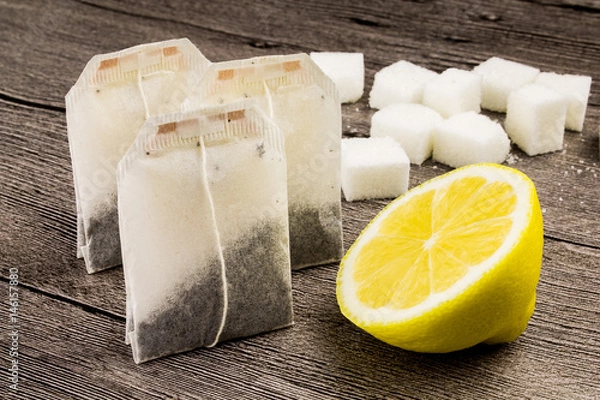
left=136, top=69, right=151, bottom=119
left=263, top=81, right=275, bottom=119
left=199, top=136, right=229, bottom=347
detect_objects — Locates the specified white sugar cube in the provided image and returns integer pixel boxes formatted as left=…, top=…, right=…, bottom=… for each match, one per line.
left=535, top=72, right=592, bottom=132
left=473, top=57, right=540, bottom=112
left=370, top=103, right=443, bottom=165
left=505, top=83, right=567, bottom=156
left=369, top=60, right=438, bottom=109
left=310, top=52, right=364, bottom=103
left=433, top=111, right=511, bottom=168
left=422, top=68, right=482, bottom=118
left=341, top=137, right=410, bottom=202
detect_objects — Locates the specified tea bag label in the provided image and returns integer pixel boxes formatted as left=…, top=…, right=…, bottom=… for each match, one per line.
left=155, top=109, right=248, bottom=139
left=92, top=44, right=184, bottom=85
left=216, top=59, right=303, bottom=85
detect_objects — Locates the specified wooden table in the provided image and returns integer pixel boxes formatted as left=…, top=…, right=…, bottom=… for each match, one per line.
left=2, top=1, right=599, bottom=399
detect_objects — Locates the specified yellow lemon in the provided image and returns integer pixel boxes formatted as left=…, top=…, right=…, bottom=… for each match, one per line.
left=337, top=163, right=544, bottom=352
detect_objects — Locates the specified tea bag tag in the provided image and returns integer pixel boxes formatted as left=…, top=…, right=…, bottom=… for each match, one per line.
left=216, top=59, right=302, bottom=84
left=93, top=45, right=184, bottom=84
left=155, top=109, right=247, bottom=139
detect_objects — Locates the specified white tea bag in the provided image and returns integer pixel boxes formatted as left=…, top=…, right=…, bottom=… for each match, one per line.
left=186, top=54, right=343, bottom=269
left=117, top=100, right=293, bottom=364
left=66, top=38, right=211, bottom=273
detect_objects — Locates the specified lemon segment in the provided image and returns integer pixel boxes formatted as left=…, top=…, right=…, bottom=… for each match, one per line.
left=337, top=163, right=543, bottom=353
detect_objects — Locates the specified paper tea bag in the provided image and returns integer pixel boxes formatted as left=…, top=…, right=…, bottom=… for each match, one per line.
left=66, top=38, right=211, bottom=273
left=185, top=53, right=343, bottom=269
left=117, top=100, right=293, bottom=364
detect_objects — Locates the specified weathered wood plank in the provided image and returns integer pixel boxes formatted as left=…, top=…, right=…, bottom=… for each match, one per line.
left=0, top=100, right=127, bottom=315
left=0, top=0, right=306, bottom=109
left=0, top=0, right=598, bottom=108
left=86, top=0, right=600, bottom=66
left=1, top=0, right=599, bottom=397
left=2, top=237, right=599, bottom=399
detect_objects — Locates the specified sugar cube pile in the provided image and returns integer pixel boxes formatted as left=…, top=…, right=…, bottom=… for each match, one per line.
left=370, top=103, right=443, bottom=165
left=310, top=52, right=364, bottom=103
left=505, top=83, right=567, bottom=156
left=433, top=111, right=511, bottom=168
left=349, top=55, right=593, bottom=201
left=341, top=137, right=410, bottom=202
left=356, top=56, right=592, bottom=190
left=369, top=61, right=437, bottom=109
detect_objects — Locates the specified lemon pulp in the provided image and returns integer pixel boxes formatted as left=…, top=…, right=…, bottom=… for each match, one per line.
left=354, top=176, right=516, bottom=310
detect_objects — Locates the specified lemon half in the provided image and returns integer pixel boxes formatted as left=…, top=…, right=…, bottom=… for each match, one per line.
left=337, top=163, right=544, bottom=352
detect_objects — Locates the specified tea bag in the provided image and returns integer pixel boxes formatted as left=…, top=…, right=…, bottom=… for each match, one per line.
left=66, top=38, right=211, bottom=273
left=117, top=100, right=293, bottom=364
left=185, top=54, right=343, bottom=269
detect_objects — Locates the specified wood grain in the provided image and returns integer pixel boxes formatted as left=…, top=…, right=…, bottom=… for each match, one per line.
left=1, top=0, right=598, bottom=108
left=1, top=0, right=599, bottom=398
left=2, top=237, right=599, bottom=399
